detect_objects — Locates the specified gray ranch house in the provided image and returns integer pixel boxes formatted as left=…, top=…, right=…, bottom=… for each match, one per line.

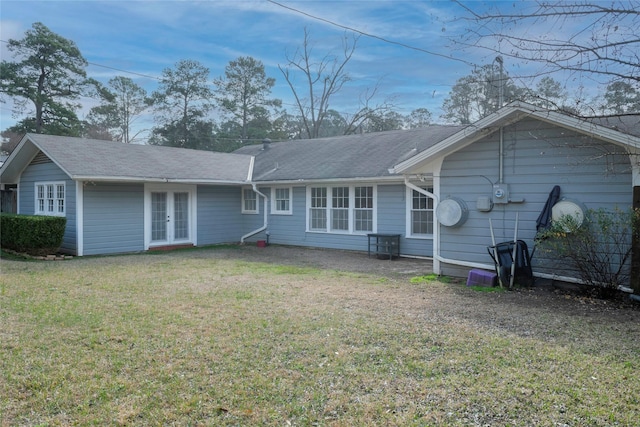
left=1, top=102, right=639, bottom=287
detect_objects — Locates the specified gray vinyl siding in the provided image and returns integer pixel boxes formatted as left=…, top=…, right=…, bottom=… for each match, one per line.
left=245, top=184, right=432, bottom=257
left=197, top=186, right=245, bottom=245
left=438, top=118, right=632, bottom=277
left=378, top=184, right=432, bottom=257
left=250, top=185, right=375, bottom=252
left=19, top=160, right=77, bottom=254
left=261, top=186, right=307, bottom=244
left=82, top=183, right=144, bottom=255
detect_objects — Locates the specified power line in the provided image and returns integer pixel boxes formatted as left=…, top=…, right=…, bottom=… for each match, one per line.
left=266, top=0, right=476, bottom=67
left=86, top=61, right=160, bottom=81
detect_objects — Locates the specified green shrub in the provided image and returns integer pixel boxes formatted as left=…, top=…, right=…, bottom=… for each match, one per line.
left=537, top=207, right=640, bottom=298
left=0, top=214, right=66, bottom=255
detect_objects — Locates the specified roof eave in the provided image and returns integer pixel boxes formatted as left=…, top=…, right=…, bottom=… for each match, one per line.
left=0, top=135, right=38, bottom=183
left=392, top=102, right=640, bottom=174
left=251, top=175, right=405, bottom=185
left=73, top=176, right=250, bottom=185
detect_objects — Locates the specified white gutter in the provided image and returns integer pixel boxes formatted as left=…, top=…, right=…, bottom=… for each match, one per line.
left=403, top=176, right=440, bottom=271
left=240, top=183, right=269, bottom=244
left=254, top=176, right=404, bottom=186
left=71, top=176, right=250, bottom=185
left=434, top=254, right=494, bottom=271
left=403, top=177, right=438, bottom=202
left=433, top=253, right=587, bottom=285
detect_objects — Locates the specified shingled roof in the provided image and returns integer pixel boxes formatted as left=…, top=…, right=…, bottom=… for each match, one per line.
left=234, top=125, right=466, bottom=182
left=6, top=103, right=634, bottom=186
left=1, top=134, right=254, bottom=184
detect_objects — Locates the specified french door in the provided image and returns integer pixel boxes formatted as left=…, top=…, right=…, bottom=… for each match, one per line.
left=145, top=185, right=196, bottom=248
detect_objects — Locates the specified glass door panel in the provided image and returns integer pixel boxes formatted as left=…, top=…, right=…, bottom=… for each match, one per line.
left=151, top=192, right=168, bottom=242
left=173, top=192, right=189, bottom=240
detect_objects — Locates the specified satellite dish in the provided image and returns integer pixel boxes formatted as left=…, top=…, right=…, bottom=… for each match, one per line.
left=436, top=197, right=468, bottom=227
left=552, top=199, right=586, bottom=230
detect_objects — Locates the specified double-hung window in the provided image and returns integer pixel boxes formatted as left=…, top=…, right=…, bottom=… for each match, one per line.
left=409, top=186, right=434, bottom=236
left=309, top=187, right=327, bottom=229
left=242, top=188, right=258, bottom=214
left=308, top=185, right=375, bottom=233
left=354, top=186, right=374, bottom=232
left=331, top=187, right=349, bottom=231
left=35, top=182, right=65, bottom=216
left=271, top=187, right=292, bottom=214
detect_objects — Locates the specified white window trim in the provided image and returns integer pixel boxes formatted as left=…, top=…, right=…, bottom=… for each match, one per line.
left=271, top=186, right=292, bottom=215
left=305, top=184, right=377, bottom=234
left=405, top=185, right=435, bottom=239
left=241, top=187, right=259, bottom=214
left=34, top=181, right=66, bottom=217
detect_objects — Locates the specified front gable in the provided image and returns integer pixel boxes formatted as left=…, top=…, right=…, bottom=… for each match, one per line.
left=398, top=105, right=638, bottom=283
left=16, top=149, right=77, bottom=254
left=392, top=102, right=640, bottom=176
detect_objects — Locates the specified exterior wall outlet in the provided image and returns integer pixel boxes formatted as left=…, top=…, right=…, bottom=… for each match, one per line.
left=476, top=196, right=493, bottom=212
left=492, top=184, right=510, bottom=204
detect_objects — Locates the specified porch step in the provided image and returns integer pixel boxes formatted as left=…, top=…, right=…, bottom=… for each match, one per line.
left=149, top=244, right=195, bottom=252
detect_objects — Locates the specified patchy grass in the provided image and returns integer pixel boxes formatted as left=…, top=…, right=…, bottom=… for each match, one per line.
left=1, top=249, right=639, bottom=426
left=410, top=273, right=451, bottom=284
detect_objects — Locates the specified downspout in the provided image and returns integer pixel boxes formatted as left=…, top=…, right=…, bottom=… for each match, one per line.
left=432, top=252, right=587, bottom=285
left=240, top=183, right=269, bottom=244
left=404, top=177, right=440, bottom=271
left=405, top=173, right=506, bottom=275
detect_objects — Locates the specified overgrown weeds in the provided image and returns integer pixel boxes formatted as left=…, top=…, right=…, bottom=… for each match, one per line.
left=537, top=207, right=640, bottom=298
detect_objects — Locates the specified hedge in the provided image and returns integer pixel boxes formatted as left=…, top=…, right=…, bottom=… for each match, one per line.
left=0, top=213, right=66, bottom=256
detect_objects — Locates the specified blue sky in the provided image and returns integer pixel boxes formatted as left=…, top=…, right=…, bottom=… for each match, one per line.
left=0, top=1, right=580, bottom=137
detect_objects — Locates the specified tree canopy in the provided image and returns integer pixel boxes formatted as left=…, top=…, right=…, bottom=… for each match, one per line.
left=4, top=10, right=638, bottom=153
left=149, top=60, right=214, bottom=149
left=0, top=22, right=91, bottom=136
left=214, top=56, right=281, bottom=143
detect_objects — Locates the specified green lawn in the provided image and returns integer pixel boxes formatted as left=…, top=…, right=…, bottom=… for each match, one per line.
left=1, top=248, right=638, bottom=426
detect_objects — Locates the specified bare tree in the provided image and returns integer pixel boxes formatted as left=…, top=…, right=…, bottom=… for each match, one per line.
left=452, top=1, right=640, bottom=98
left=279, top=29, right=392, bottom=139
left=87, top=76, right=151, bottom=143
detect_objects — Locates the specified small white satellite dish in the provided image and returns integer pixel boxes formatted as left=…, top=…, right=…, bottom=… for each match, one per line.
left=436, top=197, right=468, bottom=227
left=552, top=199, right=586, bottom=229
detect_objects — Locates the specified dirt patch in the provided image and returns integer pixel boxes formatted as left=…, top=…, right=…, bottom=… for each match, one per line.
left=198, top=244, right=640, bottom=340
